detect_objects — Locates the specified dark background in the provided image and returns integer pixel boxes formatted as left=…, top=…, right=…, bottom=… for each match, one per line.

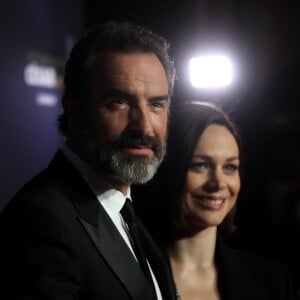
left=1, top=0, right=299, bottom=296
left=0, top=0, right=84, bottom=209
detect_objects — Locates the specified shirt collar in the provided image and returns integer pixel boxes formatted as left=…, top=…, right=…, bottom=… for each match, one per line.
left=61, top=143, right=131, bottom=219
left=98, top=189, right=131, bottom=221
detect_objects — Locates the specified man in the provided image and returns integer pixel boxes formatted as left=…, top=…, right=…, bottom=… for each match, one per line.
left=0, top=21, right=176, bottom=300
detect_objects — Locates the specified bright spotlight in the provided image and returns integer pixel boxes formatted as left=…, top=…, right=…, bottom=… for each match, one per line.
left=189, top=55, right=233, bottom=88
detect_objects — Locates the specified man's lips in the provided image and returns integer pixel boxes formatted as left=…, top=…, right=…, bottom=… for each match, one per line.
left=121, top=146, right=154, bottom=155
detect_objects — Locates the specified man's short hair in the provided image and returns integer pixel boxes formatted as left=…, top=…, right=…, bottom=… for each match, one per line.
left=58, top=21, right=176, bottom=135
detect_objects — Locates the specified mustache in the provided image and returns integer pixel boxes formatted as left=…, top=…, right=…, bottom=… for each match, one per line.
left=110, top=132, right=163, bottom=154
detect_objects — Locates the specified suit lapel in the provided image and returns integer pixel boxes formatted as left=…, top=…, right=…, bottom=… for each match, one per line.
left=48, top=151, right=155, bottom=300
left=138, top=219, right=177, bottom=300
left=78, top=206, right=155, bottom=300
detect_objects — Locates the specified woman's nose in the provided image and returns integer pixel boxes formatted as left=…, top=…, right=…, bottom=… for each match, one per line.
left=205, top=170, right=226, bottom=191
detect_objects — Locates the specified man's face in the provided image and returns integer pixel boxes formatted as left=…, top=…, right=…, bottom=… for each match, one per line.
left=68, top=52, right=169, bottom=185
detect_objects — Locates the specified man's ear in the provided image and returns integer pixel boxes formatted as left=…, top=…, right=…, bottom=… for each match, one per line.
left=62, top=95, right=79, bottom=126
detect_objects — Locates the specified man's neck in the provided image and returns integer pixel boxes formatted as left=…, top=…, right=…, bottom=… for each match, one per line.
left=102, top=176, right=130, bottom=197
left=62, top=143, right=130, bottom=196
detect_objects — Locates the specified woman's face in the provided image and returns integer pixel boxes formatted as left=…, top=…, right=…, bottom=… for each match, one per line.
left=181, top=124, right=240, bottom=231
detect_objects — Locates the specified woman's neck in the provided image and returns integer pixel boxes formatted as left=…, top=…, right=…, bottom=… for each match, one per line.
left=169, top=226, right=217, bottom=270
left=168, top=227, right=220, bottom=300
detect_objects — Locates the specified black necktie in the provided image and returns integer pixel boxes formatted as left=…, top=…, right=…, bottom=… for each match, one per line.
left=121, top=198, right=155, bottom=286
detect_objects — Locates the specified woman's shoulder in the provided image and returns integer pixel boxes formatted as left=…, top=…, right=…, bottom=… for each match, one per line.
left=230, top=246, right=289, bottom=274
left=219, top=237, right=290, bottom=275
left=217, top=238, right=295, bottom=299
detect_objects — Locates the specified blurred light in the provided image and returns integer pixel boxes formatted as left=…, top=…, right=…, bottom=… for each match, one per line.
left=24, top=62, right=57, bottom=88
left=189, top=55, right=232, bottom=88
left=35, top=92, right=58, bottom=107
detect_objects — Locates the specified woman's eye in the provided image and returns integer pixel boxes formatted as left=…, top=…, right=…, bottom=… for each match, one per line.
left=189, top=162, right=208, bottom=172
left=223, top=164, right=239, bottom=173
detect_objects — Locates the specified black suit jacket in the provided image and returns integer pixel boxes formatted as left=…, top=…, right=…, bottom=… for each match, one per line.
left=216, top=238, right=295, bottom=300
left=0, top=151, right=176, bottom=300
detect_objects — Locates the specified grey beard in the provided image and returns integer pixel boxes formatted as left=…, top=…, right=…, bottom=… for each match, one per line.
left=84, top=134, right=166, bottom=185
left=109, top=150, right=164, bottom=184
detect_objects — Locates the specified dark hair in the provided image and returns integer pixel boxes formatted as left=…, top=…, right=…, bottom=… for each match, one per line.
left=133, top=101, right=241, bottom=246
left=58, top=21, right=176, bottom=135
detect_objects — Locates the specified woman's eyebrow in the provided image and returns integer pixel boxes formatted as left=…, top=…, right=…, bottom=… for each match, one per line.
left=191, top=154, right=211, bottom=160
left=192, top=155, right=239, bottom=161
left=226, top=157, right=239, bottom=162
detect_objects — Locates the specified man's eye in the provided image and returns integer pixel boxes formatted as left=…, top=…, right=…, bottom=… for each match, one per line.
left=108, top=98, right=128, bottom=109
left=112, top=98, right=126, bottom=105
left=150, top=100, right=167, bottom=112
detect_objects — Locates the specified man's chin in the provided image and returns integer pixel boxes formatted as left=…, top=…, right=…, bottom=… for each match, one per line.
left=108, top=154, right=159, bottom=185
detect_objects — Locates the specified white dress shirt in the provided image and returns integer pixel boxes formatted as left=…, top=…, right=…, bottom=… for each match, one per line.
left=61, top=144, right=162, bottom=300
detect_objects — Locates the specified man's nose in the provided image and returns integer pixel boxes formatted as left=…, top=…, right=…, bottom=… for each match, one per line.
left=127, top=105, right=154, bottom=136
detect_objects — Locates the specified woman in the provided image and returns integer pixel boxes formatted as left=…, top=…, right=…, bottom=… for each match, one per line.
left=133, top=101, right=294, bottom=300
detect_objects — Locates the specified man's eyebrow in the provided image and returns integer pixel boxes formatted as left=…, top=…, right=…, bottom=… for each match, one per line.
left=101, top=88, right=135, bottom=99
left=151, top=94, right=170, bottom=102
left=102, top=88, right=169, bottom=101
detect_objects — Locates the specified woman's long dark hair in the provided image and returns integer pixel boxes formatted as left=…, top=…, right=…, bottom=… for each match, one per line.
left=133, top=101, right=241, bottom=247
